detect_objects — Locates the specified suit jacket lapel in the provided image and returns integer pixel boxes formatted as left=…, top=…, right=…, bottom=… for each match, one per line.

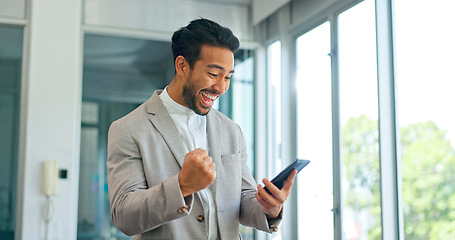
left=146, top=90, right=221, bottom=195
left=146, top=90, right=187, bottom=167
left=206, top=110, right=221, bottom=164
left=206, top=110, right=221, bottom=196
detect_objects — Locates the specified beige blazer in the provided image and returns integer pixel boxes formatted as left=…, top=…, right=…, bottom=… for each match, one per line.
left=107, top=90, right=280, bottom=239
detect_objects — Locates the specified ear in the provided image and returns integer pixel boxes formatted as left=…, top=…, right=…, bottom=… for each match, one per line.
left=175, top=56, right=187, bottom=75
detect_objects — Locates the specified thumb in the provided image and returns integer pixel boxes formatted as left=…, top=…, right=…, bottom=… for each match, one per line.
left=282, top=170, right=297, bottom=191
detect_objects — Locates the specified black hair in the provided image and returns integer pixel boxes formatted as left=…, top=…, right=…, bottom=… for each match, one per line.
left=171, top=18, right=240, bottom=69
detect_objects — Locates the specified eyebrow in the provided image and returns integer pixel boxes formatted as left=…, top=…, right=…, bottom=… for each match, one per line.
left=207, top=64, right=235, bottom=74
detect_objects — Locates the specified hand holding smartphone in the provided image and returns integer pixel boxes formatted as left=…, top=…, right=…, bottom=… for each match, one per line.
left=264, top=159, right=310, bottom=195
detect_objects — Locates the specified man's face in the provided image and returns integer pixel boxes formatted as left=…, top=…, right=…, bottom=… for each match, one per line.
left=182, top=45, right=234, bottom=116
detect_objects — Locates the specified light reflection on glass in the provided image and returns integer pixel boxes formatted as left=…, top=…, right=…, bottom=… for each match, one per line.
left=267, top=41, right=283, bottom=240
left=338, top=0, right=382, bottom=239
left=394, top=0, right=455, bottom=239
left=296, top=22, right=334, bottom=240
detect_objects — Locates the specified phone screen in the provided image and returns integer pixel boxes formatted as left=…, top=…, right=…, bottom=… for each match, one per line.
left=264, top=159, right=310, bottom=194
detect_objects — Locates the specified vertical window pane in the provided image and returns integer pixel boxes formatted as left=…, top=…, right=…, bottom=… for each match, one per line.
left=394, top=1, right=455, bottom=239
left=78, top=126, right=100, bottom=235
left=296, top=22, right=333, bottom=240
left=338, top=0, right=382, bottom=239
left=267, top=41, right=282, bottom=240
left=0, top=25, right=23, bottom=240
left=267, top=41, right=282, bottom=177
left=78, top=101, right=137, bottom=240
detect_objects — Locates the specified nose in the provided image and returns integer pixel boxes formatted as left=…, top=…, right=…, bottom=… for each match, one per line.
left=212, top=77, right=230, bottom=95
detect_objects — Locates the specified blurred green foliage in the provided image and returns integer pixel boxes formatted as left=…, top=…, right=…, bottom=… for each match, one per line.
left=343, top=116, right=455, bottom=240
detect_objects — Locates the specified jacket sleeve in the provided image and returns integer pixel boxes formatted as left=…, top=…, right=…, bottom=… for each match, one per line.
left=106, top=119, right=194, bottom=236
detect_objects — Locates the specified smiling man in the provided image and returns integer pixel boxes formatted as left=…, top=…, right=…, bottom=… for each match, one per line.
left=107, top=18, right=296, bottom=240
left=169, top=44, right=234, bottom=116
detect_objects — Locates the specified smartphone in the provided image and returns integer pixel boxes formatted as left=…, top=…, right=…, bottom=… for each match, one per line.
left=263, top=159, right=310, bottom=194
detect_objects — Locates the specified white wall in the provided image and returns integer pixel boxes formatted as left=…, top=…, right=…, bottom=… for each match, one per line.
left=16, top=0, right=83, bottom=239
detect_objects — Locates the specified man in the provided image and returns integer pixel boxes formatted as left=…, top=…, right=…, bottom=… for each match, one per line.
left=107, top=18, right=297, bottom=239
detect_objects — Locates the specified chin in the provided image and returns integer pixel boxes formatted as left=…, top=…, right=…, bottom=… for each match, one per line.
left=194, top=106, right=211, bottom=116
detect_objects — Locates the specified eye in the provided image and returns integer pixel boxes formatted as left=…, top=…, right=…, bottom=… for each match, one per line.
left=209, top=73, right=217, bottom=78
left=225, top=76, right=231, bottom=81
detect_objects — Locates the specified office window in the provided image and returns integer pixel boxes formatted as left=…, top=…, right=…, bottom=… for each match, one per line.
left=296, top=22, right=333, bottom=240
left=267, top=41, right=282, bottom=177
left=296, top=22, right=333, bottom=239
left=79, top=101, right=138, bottom=240
left=394, top=0, right=455, bottom=239
left=338, top=0, right=382, bottom=239
left=0, top=25, right=23, bottom=240
left=266, top=41, right=282, bottom=240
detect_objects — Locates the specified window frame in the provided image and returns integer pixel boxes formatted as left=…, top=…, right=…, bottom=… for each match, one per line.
left=259, top=0, right=402, bottom=239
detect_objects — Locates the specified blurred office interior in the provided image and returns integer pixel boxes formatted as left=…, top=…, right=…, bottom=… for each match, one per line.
left=0, top=0, right=454, bottom=239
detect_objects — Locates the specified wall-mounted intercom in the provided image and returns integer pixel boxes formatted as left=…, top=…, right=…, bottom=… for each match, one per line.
left=43, top=160, right=58, bottom=196
left=42, top=160, right=58, bottom=240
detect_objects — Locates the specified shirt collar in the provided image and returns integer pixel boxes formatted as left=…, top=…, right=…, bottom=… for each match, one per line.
left=160, top=86, right=205, bottom=122
left=160, top=86, right=197, bottom=117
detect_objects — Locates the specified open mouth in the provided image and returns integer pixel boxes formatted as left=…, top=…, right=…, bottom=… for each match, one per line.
left=200, top=91, right=218, bottom=107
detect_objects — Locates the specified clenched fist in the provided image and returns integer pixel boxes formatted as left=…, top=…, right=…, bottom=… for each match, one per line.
left=178, top=148, right=216, bottom=197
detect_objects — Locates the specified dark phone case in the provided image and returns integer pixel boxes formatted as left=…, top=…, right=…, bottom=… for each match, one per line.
left=264, top=159, right=310, bottom=194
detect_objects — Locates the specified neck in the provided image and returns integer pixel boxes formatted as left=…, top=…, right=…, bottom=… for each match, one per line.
left=167, top=78, right=186, bottom=107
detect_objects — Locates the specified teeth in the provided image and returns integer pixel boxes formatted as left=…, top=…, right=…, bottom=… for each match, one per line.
left=202, top=92, right=217, bottom=100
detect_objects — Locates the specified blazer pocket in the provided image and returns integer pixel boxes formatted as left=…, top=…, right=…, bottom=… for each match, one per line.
left=220, top=153, right=242, bottom=177
left=219, top=154, right=242, bottom=207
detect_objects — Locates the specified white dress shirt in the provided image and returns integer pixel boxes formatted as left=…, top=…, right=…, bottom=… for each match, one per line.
left=159, top=87, right=219, bottom=240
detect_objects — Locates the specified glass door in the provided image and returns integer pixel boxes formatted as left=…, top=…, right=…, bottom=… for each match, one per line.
left=0, top=25, right=24, bottom=240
